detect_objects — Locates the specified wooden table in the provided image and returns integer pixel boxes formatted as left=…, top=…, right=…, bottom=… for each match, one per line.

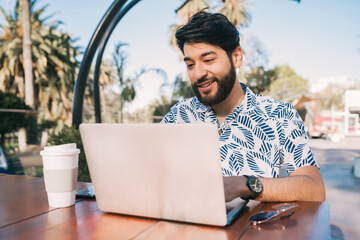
left=0, top=174, right=330, bottom=239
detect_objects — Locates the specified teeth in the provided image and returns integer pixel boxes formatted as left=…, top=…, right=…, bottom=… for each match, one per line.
left=200, top=81, right=213, bottom=87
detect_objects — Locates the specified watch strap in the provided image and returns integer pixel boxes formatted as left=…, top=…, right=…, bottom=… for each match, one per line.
left=242, top=175, right=262, bottom=200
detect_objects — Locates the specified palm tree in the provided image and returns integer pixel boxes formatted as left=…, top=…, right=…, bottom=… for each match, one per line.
left=169, top=0, right=210, bottom=52
left=153, top=73, right=195, bottom=121
left=0, top=0, right=79, bottom=118
left=20, top=0, right=34, bottom=108
left=169, top=0, right=251, bottom=53
left=0, top=0, right=79, bottom=147
left=176, top=0, right=210, bottom=24
left=19, top=0, right=34, bottom=151
left=174, top=0, right=251, bottom=29
left=170, top=73, right=194, bottom=101
left=218, top=0, right=251, bottom=28
left=112, top=42, right=129, bottom=123
left=98, top=59, right=116, bottom=122
left=36, top=27, right=79, bottom=126
left=168, top=23, right=180, bottom=53
left=112, top=42, right=167, bottom=123
left=0, top=3, right=25, bottom=98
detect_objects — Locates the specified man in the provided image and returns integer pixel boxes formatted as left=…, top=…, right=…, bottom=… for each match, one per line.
left=161, top=11, right=325, bottom=202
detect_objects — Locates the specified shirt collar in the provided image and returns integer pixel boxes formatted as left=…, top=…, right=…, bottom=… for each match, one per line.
left=194, top=82, right=258, bottom=115
left=194, top=98, right=212, bottom=113
left=239, top=83, right=258, bottom=114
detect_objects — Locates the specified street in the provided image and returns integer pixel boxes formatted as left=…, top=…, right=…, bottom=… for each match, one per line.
left=309, top=137, right=360, bottom=240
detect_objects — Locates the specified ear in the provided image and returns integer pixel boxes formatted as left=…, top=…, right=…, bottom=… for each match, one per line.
left=232, top=46, right=243, bottom=68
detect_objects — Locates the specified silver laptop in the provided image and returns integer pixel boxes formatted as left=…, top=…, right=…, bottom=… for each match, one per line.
left=79, top=123, right=247, bottom=226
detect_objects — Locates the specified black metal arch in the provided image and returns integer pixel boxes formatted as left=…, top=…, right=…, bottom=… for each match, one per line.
left=72, top=0, right=141, bottom=127
left=93, top=0, right=142, bottom=123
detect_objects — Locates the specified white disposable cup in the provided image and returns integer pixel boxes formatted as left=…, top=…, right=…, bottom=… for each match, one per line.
left=40, top=143, right=80, bottom=208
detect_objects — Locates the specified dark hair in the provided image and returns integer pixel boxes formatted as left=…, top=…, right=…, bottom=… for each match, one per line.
left=175, top=11, right=240, bottom=56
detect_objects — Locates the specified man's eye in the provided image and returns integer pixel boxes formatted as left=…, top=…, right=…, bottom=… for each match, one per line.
left=204, top=59, right=214, bottom=63
left=186, top=63, right=194, bottom=68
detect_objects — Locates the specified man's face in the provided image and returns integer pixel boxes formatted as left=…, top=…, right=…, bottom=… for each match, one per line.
left=183, top=43, right=236, bottom=106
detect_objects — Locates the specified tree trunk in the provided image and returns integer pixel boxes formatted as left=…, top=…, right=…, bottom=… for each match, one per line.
left=20, top=0, right=34, bottom=109
left=59, top=90, right=72, bottom=126
left=15, top=63, right=24, bottom=98
left=100, top=87, right=107, bottom=122
left=119, top=100, right=123, bottom=123
left=18, top=128, right=27, bottom=152
left=40, top=129, right=48, bottom=147
left=39, top=102, right=52, bottom=147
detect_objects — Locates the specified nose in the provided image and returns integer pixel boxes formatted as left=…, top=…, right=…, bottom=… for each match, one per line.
left=192, top=63, right=207, bottom=81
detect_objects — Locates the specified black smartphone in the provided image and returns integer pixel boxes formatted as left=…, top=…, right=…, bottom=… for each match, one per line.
left=76, top=185, right=95, bottom=199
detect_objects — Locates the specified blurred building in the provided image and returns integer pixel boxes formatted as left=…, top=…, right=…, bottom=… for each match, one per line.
left=344, top=90, right=360, bottom=135
left=310, top=76, right=360, bottom=93
left=304, top=76, right=360, bottom=138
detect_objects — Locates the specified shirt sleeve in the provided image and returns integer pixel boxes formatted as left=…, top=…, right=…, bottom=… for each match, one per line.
left=282, top=103, right=318, bottom=174
left=160, top=104, right=178, bottom=124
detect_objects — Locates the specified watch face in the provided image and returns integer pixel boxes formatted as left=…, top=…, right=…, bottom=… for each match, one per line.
left=249, top=177, right=263, bottom=193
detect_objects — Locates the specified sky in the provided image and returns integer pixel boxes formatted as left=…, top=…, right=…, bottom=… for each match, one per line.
left=1, top=0, right=359, bottom=112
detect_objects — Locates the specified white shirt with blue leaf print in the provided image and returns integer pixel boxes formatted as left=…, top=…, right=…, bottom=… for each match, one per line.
left=161, top=83, right=318, bottom=178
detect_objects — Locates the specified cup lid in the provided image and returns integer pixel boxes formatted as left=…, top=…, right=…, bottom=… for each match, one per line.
left=44, top=143, right=77, bottom=151
left=41, top=143, right=80, bottom=156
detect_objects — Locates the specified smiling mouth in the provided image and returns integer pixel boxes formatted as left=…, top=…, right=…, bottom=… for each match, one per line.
left=196, top=79, right=216, bottom=88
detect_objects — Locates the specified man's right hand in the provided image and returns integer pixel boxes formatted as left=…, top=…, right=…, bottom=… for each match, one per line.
left=223, top=176, right=251, bottom=202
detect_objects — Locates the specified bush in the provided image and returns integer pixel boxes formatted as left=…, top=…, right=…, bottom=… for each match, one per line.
left=48, top=126, right=91, bottom=182
left=0, top=91, right=36, bottom=149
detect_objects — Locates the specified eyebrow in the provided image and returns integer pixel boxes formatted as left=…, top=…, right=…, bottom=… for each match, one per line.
left=183, top=51, right=217, bottom=62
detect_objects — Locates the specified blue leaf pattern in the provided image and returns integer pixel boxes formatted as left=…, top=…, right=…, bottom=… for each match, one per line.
left=229, top=154, right=240, bottom=174
left=254, top=122, right=276, bottom=141
left=222, top=168, right=232, bottom=176
left=179, top=106, right=190, bottom=123
left=285, top=138, right=295, bottom=153
left=294, top=143, right=306, bottom=166
left=265, top=104, right=273, bottom=116
left=220, top=145, right=228, bottom=161
left=238, top=115, right=253, bottom=129
left=227, top=142, right=240, bottom=149
left=219, top=128, right=231, bottom=141
left=233, top=150, right=244, bottom=170
left=276, top=121, right=285, bottom=146
left=290, top=129, right=303, bottom=139
left=248, top=111, right=265, bottom=124
left=161, top=83, right=318, bottom=177
left=246, top=152, right=265, bottom=175
left=232, top=131, right=254, bottom=150
left=260, top=141, right=272, bottom=160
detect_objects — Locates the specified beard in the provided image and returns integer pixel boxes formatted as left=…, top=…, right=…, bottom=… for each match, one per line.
left=191, top=65, right=236, bottom=106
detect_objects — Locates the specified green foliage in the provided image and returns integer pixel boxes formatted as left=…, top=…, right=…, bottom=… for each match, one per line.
left=151, top=97, right=178, bottom=123
left=48, top=126, right=91, bottom=182
left=0, top=0, right=80, bottom=126
left=111, top=41, right=168, bottom=123
left=171, top=74, right=195, bottom=100
left=268, top=65, right=308, bottom=101
left=38, top=120, right=56, bottom=131
left=219, top=0, right=251, bottom=28
left=151, top=74, right=195, bottom=120
left=170, top=0, right=251, bottom=49
left=0, top=91, right=35, bottom=148
left=314, top=83, right=349, bottom=115
left=112, top=42, right=136, bottom=122
left=245, top=64, right=309, bottom=101
left=245, top=66, right=276, bottom=94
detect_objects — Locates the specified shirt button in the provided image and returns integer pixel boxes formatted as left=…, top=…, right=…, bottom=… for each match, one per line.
left=218, top=129, right=222, bottom=134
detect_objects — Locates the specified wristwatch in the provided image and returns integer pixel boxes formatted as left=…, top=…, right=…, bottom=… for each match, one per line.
left=242, top=175, right=263, bottom=200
